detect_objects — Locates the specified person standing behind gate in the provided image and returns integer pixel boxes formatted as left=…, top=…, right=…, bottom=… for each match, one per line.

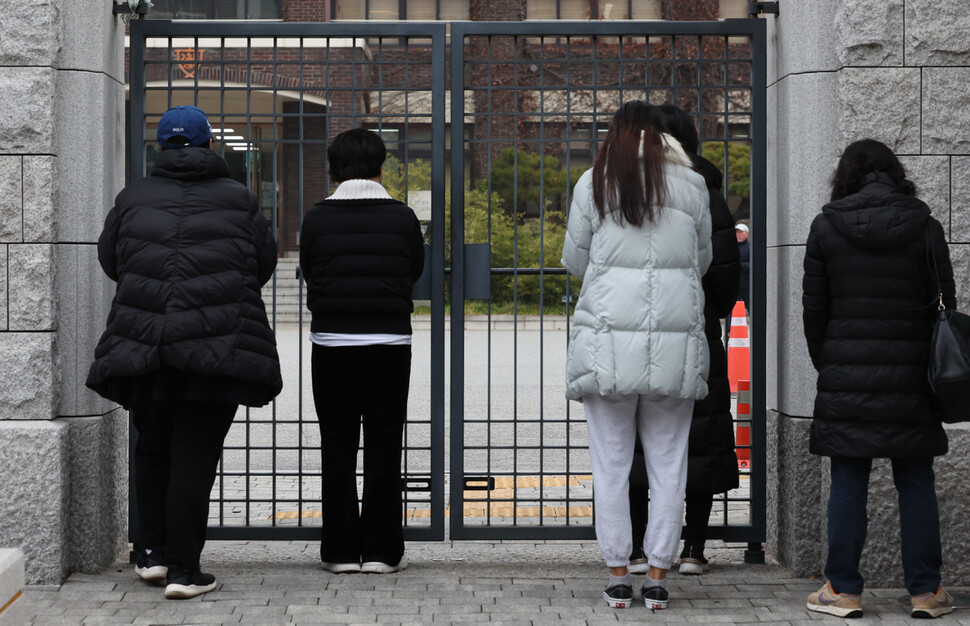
left=627, top=105, right=741, bottom=576
left=300, top=127, right=425, bottom=575
left=86, top=105, right=283, bottom=599
left=562, top=101, right=712, bottom=610
left=802, top=138, right=954, bottom=619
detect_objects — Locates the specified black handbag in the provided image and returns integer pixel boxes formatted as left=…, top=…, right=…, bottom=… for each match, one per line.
left=926, top=228, right=970, bottom=423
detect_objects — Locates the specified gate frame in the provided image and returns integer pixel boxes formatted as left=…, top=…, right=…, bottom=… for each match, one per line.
left=448, top=19, right=768, bottom=544
left=127, top=17, right=767, bottom=547
left=127, top=19, right=449, bottom=542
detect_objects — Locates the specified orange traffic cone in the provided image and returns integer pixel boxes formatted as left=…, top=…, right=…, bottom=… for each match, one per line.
left=736, top=379, right=751, bottom=470
left=727, top=301, right=750, bottom=393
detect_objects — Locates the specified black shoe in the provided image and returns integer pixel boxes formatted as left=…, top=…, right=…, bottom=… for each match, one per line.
left=134, top=549, right=167, bottom=582
left=642, top=584, right=669, bottom=610
left=164, top=566, right=217, bottom=599
left=603, top=583, right=633, bottom=608
left=679, top=542, right=710, bottom=575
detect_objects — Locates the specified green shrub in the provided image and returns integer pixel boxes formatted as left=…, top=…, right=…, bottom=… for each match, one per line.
left=701, top=141, right=750, bottom=198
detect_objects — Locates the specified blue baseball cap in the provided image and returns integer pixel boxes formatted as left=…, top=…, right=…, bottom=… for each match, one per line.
left=157, top=105, right=213, bottom=149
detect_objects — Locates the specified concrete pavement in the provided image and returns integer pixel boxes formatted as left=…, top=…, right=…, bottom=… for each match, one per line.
left=22, top=539, right=970, bottom=624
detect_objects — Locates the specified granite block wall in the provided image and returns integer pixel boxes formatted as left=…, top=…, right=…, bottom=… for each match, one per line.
left=0, top=1, right=127, bottom=584
left=768, top=0, right=970, bottom=586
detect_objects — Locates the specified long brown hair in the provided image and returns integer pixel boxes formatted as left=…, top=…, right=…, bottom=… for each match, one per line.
left=592, top=101, right=669, bottom=227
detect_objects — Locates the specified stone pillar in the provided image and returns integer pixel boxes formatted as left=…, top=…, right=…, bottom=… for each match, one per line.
left=0, top=2, right=128, bottom=584
left=768, top=0, right=970, bottom=586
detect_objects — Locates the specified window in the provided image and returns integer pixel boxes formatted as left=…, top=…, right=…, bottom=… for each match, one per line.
left=719, top=0, right=748, bottom=19
left=332, top=0, right=470, bottom=21
left=148, top=0, right=282, bottom=19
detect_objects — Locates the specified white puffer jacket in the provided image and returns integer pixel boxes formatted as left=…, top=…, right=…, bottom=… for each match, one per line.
left=561, top=136, right=713, bottom=402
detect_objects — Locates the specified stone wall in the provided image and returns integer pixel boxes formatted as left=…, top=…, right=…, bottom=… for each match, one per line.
left=0, top=1, right=128, bottom=584
left=767, top=0, right=970, bottom=587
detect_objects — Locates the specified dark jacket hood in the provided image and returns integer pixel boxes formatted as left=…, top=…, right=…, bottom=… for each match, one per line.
left=821, top=172, right=930, bottom=250
left=151, top=146, right=231, bottom=181
left=690, top=153, right=723, bottom=194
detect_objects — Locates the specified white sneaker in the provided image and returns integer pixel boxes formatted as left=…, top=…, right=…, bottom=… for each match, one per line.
left=322, top=561, right=361, bottom=574
left=628, top=558, right=649, bottom=574
left=361, top=557, right=408, bottom=574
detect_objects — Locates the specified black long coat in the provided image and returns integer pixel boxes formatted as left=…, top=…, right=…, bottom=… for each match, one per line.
left=685, top=155, right=742, bottom=493
left=632, top=155, right=741, bottom=494
left=802, top=172, right=952, bottom=458
left=86, top=147, right=283, bottom=407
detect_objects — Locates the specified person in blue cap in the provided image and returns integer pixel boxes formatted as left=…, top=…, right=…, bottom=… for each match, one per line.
left=87, top=105, right=282, bottom=600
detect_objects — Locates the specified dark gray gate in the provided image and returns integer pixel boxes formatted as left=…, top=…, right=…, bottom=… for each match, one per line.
left=126, top=19, right=448, bottom=541
left=126, top=17, right=766, bottom=550
left=447, top=20, right=767, bottom=548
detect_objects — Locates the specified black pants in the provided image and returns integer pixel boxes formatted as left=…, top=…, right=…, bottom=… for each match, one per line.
left=132, top=401, right=237, bottom=571
left=825, top=456, right=942, bottom=595
left=630, top=487, right=714, bottom=560
left=312, top=343, right=411, bottom=566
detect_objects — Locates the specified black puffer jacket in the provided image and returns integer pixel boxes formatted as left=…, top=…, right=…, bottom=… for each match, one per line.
left=86, top=147, right=282, bottom=407
left=300, top=194, right=425, bottom=334
left=802, top=172, right=953, bottom=458
left=631, top=155, right=741, bottom=494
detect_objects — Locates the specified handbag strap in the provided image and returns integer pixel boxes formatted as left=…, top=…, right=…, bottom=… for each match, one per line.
left=926, top=223, right=945, bottom=311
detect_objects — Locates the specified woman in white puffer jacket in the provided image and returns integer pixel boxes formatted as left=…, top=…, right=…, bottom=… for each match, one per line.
left=562, top=101, right=712, bottom=611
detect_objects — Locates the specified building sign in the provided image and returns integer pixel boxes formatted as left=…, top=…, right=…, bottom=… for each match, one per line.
left=174, top=48, right=206, bottom=79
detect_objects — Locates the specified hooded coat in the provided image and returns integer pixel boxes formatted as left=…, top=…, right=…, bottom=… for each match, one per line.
left=562, top=136, right=713, bottom=402
left=86, top=147, right=283, bottom=408
left=802, top=172, right=953, bottom=458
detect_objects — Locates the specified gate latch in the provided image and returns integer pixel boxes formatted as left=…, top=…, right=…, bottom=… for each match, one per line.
left=748, top=1, right=779, bottom=17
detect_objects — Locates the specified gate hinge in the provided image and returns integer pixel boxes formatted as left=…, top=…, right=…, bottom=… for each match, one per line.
left=748, top=1, right=779, bottom=18
left=113, top=0, right=152, bottom=18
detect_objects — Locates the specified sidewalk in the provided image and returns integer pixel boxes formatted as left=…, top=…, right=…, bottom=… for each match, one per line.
left=22, top=540, right=969, bottom=624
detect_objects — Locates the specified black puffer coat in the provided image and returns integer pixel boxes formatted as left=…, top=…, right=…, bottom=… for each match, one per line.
left=686, top=155, right=742, bottom=493
left=86, top=147, right=283, bottom=407
left=632, top=155, right=741, bottom=494
left=299, top=195, right=425, bottom=334
left=802, top=172, right=952, bottom=458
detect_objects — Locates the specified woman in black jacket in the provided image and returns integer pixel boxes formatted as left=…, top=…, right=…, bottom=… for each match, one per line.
left=628, top=105, right=741, bottom=576
left=300, top=128, right=425, bottom=575
left=87, top=105, right=282, bottom=599
left=802, top=139, right=954, bottom=619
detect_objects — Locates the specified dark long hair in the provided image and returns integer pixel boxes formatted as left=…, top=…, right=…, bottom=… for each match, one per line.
left=658, top=104, right=699, bottom=155
left=830, top=138, right=916, bottom=201
left=592, top=101, right=669, bottom=227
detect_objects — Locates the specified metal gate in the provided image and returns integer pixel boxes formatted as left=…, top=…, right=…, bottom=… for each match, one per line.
left=127, top=20, right=449, bottom=541
left=447, top=20, right=767, bottom=546
left=127, top=16, right=765, bottom=548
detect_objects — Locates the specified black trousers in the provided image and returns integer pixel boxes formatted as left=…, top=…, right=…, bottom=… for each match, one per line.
left=132, top=401, right=237, bottom=571
left=311, top=343, right=411, bottom=565
left=629, top=487, right=714, bottom=560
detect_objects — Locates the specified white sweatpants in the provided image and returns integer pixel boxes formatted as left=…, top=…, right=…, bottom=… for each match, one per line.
left=583, top=393, right=693, bottom=570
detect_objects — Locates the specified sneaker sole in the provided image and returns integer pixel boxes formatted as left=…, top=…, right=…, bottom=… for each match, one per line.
left=164, top=581, right=217, bottom=599
left=628, top=563, right=649, bottom=574
left=322, top=563, right=361, bottom=574
left=134, top=565, right=167, bottom=582
left=644, top=597, right=668, bottom=610
left=602, top=591, right=631, bottom=608
left=678, top=561, right=708, bottom=576
left=361, top=561, right=407, bottom=574
left=911, top=607, right=954, bottom=619
left=806, top=601, right=863, bottom=618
